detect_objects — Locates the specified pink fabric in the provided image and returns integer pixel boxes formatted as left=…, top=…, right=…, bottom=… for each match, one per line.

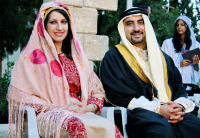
left=9, top=1, right=93, bottom=106
left=37, top=18, right=45, bottom=37
left=50, top=60, right=63, bottom=77
left=7, top=2, right=124, bottom=138
left=30, top=49, right=47, bottom=64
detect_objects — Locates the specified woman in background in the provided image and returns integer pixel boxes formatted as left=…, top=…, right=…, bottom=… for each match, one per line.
left=7, top=2, right=123, bottom=138
left=162, top=15, right=200, bottom=89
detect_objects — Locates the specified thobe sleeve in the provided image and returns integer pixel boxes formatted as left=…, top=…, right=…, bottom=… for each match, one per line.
left=127, top=96, right=160, bottom=113
left=174, top=97, right=195, bottom=113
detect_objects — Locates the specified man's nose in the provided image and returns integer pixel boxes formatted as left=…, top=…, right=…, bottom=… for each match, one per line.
left=133, top=23, right=140, bottom=31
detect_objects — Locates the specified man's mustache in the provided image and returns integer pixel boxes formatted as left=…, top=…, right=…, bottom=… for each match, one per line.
left=131, top=31, right=144, bottom=35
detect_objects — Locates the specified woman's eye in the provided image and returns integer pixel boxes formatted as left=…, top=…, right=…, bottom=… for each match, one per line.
left=62, top=21, right=68, bottom=24
left=50, top=21, right=56, bottom=24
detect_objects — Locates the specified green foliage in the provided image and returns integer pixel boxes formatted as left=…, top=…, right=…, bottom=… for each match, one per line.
left=0, top=0, right=43, bottom=61
left=0, top=61, right=14, bottom=124
left=147, top=0, right=179, bottom=45
left=97, top=1, right=126, bottom=48
left=98, top=0, right=200, bottom=47
left=93, top=61, right=101, bottom=73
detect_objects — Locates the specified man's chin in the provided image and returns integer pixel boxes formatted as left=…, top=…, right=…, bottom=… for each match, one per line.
left=131, top=39, right=143, bottom=45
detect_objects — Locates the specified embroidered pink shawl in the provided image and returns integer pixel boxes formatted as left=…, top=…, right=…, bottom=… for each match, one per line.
left=8, top=2, right=103, bottom=138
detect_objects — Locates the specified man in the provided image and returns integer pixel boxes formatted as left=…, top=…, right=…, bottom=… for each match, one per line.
left=136, top=1, right=151, bottom=18
left=98, top=7, right=200, bottom=138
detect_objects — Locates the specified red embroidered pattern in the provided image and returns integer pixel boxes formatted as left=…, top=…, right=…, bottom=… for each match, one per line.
left=61, top=116, right=87, bottom=138
left=58, top=53, right=81, bottom=100
left=115, top=125, right=124, bottom=138
left=87, top=97, right=104, bottom=113
left=23, top=103, right=43, bottom=114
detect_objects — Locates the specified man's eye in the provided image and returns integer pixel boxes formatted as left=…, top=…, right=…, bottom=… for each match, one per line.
left=139, top=21, right=144, bottom=24
left=126, top=22, right=132, bottom=26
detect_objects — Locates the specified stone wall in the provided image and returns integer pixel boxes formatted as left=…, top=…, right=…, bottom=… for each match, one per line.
left=43, top=0, right=118, bottom=63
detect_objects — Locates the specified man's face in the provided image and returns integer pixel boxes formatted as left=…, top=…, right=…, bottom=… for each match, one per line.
left=123, top=15, right=146, bottom=47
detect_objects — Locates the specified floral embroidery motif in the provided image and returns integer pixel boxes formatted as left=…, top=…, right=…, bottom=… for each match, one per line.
left=61, top=116, right=87, bottom=138
left=30, top=49, right=47, bottom=64
left=88, top=97, right=104, bottom=113
left=50, top=60, right=63, bottom=77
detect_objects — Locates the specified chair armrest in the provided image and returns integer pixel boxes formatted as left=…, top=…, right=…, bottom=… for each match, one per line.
left=25, top=107, right=40, bottom=138
left=101, top=107, right=128, bottom=138
left=101, top=107, right=115, bottom=123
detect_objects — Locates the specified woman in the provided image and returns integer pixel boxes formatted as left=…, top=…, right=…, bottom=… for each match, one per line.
left=7, top=2, right=123, bottom=138
left=161, top=15, right=200, bottom=88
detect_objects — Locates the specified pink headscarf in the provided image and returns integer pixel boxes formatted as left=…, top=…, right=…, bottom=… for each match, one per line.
left=8, top=2, right=97, bottom=137
left=9, top=1, right=92, bottom=106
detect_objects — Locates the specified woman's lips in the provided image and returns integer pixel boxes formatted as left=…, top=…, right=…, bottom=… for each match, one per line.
left=54, top=32, right=63, bottom=36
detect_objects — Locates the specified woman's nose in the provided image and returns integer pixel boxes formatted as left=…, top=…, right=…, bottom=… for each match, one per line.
left=57, top=23, right=63, bottom=30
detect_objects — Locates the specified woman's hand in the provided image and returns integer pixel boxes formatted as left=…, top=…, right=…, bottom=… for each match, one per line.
left=180, top=59, right=191, bottom=67
left=193, top=55, right=199, bottom=71
left=193, top=55, right=199, bottom=65
left=64, top=104, right=84, bottom=113
left=73, top=101, right=98, bottom=113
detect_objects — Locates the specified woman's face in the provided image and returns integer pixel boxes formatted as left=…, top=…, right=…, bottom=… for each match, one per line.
left=46, top=11, right=68, bottom=44
left=176, top=19, right=187, bottom=35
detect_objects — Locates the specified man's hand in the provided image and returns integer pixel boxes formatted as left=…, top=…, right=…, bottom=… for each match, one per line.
left=167, top=102, right=185, bottom=123
left=159, top=101, right=185, bottom=124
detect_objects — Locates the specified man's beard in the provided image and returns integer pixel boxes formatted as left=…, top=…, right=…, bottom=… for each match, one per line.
left=130, top=31, right=145, bottom=45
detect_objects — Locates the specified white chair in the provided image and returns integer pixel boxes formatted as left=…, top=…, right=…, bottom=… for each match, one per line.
left=24, top=107, right=40, bottom=138
left=24, top=106, right=128, bottom=138
left=101, top=107, right=128, bottom=138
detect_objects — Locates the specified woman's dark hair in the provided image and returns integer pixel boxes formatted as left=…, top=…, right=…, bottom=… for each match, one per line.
left=172, top=19, right=191, bottom=53
left=44, top=9, right=72, bottom=59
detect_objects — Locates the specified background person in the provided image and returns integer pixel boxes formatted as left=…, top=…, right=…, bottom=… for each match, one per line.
left=135, top=1, right=151, bottom=18
left=162, top=15, right=200, bottom=91
left=7, top=2, right=123, bottom=138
